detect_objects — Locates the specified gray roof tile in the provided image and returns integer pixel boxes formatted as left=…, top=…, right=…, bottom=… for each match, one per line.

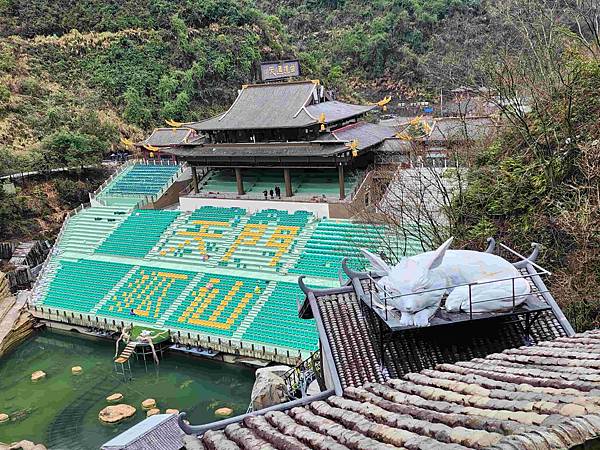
left=189, top=82, right=317, bottom=131
left=188, top=82, right=374, bottom=131
left=330, top=122, right=397, bottom=150
left=305, top=101, right=375, bottom=124
left=138, top=128, right=193, bottom=147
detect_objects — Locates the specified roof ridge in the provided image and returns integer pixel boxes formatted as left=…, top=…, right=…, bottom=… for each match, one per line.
left=217, top=85, right=247, bottom=122
left=293, top=84, right=318, bottom=119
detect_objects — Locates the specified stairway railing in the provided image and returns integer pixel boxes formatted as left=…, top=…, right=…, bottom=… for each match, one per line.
left=282, top=350, right=325, bottom=399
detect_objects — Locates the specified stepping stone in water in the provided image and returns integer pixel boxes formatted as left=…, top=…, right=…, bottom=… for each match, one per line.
left=215, top=407, right=233, bottom=417
left=106, top=393, right=123, bottom=402
left=146, top=408, right=160, bottom=417
left=141, top=398, right=156, bottom=409
left=98, top=404, right=136, bottom=423
left=31, top=370, right=46, bottom=382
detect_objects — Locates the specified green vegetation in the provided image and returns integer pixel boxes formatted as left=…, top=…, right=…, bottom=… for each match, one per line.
left=0, top=0, right=485, bottom=176
left=0, top=169, right=109, bottom=240
left=0, top=0, right=291, bottom=175
left=261, top=0, right=481, bottom=87
left=453, top=18, right=600, bottom=331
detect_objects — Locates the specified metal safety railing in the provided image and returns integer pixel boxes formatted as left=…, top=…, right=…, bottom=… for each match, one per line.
left=364, top=245, right=552, bottom=322
left=282, top=351, right=324, bottom=399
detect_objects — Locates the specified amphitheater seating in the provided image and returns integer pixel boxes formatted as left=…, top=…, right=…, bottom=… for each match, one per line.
left=100, top=267, right=194, bottom=324
left=199, top=168, right=360, bottom=197
left=290, top=219, right=393, bottom=278
left=40, top=259, right=132, bottom=312
left=219, top=209, right=312, bottom=272
left=96, top=210, right=180, bottom=258
left=152, top=206, right=246, bottom=265
left=242, top=282, right=319, bottom=351
left=37, top=202, right=411, bottom=354
left=58, top=206, right=131, bottom=254
left=103, top=163, right=181, bottom=196
left=165, top=275, right=268, bottom=337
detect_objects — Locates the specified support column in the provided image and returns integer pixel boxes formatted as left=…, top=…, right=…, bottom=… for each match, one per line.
left=338, top=165, right=345, bottom=200
left=191, top=166, right=199, bottom=194
left=235, top=167, right=245, bottom=195
left=283, top=168, right=293, bottom=197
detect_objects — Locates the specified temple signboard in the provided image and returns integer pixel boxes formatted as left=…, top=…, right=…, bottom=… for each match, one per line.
left=260, top=60, right=300, bottom=81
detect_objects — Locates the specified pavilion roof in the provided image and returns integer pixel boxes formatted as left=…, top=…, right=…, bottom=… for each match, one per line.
left=305, top=100, right=375, bottom=124
left=324, top=121, right=397, bottom=150
left=136, top=128, right=193, bottom=147
left=424, top=117, right=497, bottom=142
left=187, top=81, right=374, bottom=131
left=164, top=142, right=349, bottom=159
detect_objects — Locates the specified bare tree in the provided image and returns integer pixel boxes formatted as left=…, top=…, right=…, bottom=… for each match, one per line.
left=350, top=116, right=492, bottom=261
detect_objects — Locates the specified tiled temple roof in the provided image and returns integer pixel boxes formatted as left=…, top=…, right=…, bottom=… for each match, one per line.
left=186, top=330, right=600, bottom=449
left=103, top=414, right=184, bottom=450
left=137, top=128, right=194, bottom=147
left=187, top=81, right=373, bottom=132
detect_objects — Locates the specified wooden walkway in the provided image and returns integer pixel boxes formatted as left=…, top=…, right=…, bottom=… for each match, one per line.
left=115, top=341, right=136, bottom=363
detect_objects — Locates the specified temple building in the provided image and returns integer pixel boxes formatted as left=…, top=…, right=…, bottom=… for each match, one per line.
left=144, top=79, right=397, bottom=202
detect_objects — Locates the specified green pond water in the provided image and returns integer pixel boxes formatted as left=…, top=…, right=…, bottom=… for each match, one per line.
left=0, top=329, right=255, bottom=449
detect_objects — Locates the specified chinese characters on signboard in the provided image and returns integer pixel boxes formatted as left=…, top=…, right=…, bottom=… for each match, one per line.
left=260, top=60, right=300, bottom=81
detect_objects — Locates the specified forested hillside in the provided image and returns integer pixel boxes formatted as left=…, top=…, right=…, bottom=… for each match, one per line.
left=0, top=0, right=487, bottom=175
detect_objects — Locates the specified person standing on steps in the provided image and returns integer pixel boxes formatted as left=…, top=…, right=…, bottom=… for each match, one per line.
left=275, top=185, right=281, bottom=199
left=269, top=189, right=274, bottom=199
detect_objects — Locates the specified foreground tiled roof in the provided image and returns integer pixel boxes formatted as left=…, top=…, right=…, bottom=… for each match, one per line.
left=311, top=286, right=567, bottom=390
left=103, top=414, right=183, bottom=450
left=188, top=330, right=600, bottom=449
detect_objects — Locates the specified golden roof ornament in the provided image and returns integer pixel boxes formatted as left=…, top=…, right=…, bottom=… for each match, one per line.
left=120, top=137, right=134, bottom=148
left=345, top=139, right=359, bottom=157
left=377, top=95, right=392, bottom=111
left=165, top=119, right=184, bottom=128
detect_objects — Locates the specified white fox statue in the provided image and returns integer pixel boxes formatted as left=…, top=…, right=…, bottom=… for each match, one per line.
left=361, top=237, right=531, bottom=327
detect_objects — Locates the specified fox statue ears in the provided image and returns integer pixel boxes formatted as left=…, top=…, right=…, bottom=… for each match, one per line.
left=427, top=237, right=454, bottom=270
left=361, top=237, right=454, bottom=274
left=360, top=249, right=391, bottom=274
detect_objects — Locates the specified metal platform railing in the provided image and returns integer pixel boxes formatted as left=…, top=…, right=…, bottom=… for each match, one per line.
left=362, top=241, right=553, bottom=325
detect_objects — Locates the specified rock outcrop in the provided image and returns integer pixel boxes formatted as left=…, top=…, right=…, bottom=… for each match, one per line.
left=250, top=365, right=291, bottom=411
left=0, top=279, right=35, bottom=358
left=98, top=404, right=136, bottom=423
